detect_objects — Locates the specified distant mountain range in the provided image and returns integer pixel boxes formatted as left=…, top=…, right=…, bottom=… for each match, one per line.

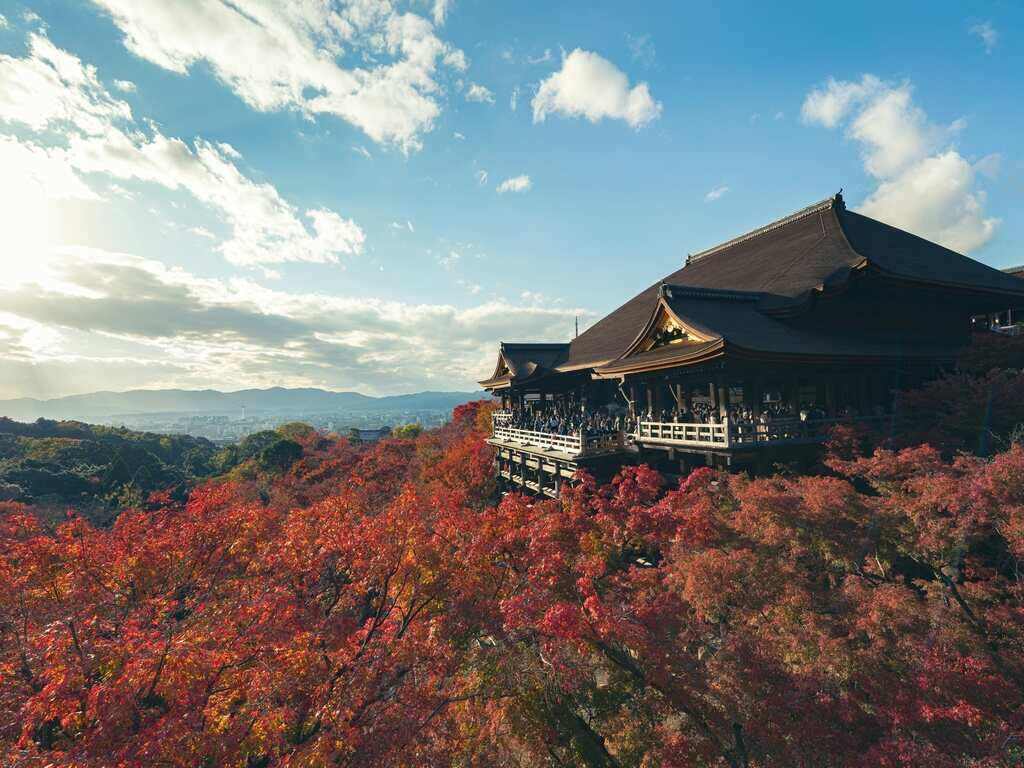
left=0, top=387, right=487, bottom=423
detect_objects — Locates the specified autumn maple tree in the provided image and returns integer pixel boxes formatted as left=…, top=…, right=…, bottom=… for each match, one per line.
left=2, top=393, right=1024, bottom=767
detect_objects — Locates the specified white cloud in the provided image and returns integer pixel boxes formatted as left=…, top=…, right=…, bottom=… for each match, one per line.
left=0, top=33, right=366, bottom=268
left=704, top=185, right=729, bottom=202
left=859, top=152, right=997, bottom=254
left=800, top=75, right=881, bottom=129
left=0, top=247, right=588, bottom=396
left=970, top=21, right=998, bottom=53
left=0, top=14, right=8, bottom=29
left=453, top=131, right=465, bottom=140
left=475, top=169, right=488, bottom=186
left=352, top=144, right=372, bottom=159
left=510, top=86, right=519, bottom=111
left=390, top=220, right=414, bottom=233
left=189, top=226, right=216, bottom=239
left=112, top=78, right=135, bottom=92
left=527, top=49, right=552, bottom=65
left=432, top=0, right=452, bottom=26
left=496, top=174, right=531, bottom=194
left=465, top=82, right=495, bottom=104
left=532, top=48, right=662, bottom=128
left=0, top=33, right=132, bottom=134
left=802, top=74, right=998, bottom=253
left=87, top=0, right=469, bottom=152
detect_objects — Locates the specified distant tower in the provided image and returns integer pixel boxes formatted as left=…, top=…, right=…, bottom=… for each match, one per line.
left=575, top=315, right=579, bottom=338
left=241, top=404, right=247, bottom=420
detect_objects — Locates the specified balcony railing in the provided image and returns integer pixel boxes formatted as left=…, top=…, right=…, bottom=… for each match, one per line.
left=636, top=420, right=729, bottom=447
left=491, top=414, right=892, bottom=456
left=489, top=423, right=624, bottom=457
left=638, top=415, right=892, bottom=448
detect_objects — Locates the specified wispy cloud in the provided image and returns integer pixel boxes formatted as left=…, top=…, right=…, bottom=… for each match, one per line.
left=625, top=33, right=655, bottom=68
left=84, top=0, right=470, bottom=152
left=970, top=21, right=998, bottom=53
left=496, top=174, right=531, bottom=194
left=704, top=185, right=729, bottom=202
left=351, top=145, right=372, bottom=159
left=0, top=247, right=587, bottom=397
left=465, top=83, right=495, bottom=104
left=0, top=33, right=366, bottom=268
left=475, top=169, right=488, bottom=186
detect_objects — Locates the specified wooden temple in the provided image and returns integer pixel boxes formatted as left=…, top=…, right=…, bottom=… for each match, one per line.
left=480, top=193, right=1024, bottom=495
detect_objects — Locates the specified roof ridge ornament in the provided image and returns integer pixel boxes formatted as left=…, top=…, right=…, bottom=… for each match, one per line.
left=664, top=284, right=762, bottom=302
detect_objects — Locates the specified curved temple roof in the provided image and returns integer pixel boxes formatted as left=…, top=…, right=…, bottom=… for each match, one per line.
left=481, top=193, right=1024, bottom=387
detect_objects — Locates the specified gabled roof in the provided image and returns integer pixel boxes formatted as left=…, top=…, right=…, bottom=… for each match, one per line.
left=594, top=282, right=954, bottom=376
left=563, top=193, right=1024, bottom=371
left=478, top=342, right=569, bottom=389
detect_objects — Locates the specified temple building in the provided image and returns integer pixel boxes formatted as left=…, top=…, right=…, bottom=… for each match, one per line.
left=480, top=193, right=1024, bottom=495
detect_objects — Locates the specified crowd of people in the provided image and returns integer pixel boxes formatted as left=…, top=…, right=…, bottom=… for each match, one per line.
left=498, top=398, right=884, bottom=443
left=502, top=404, right=625, bottom=438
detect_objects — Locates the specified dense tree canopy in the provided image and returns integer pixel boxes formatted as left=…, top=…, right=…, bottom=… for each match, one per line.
left=1, top=389, right=1024, bottom=766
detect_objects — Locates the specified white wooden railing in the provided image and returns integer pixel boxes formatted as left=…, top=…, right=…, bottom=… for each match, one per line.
left=492, top=414, right=892, bottom=455
left=490, top=422, right=625, bottom=456
left=637, top=415, right=892, bottom=448
left=637, top=420, right=729, bottom=447
left=491, top=424, right=584, bottom=454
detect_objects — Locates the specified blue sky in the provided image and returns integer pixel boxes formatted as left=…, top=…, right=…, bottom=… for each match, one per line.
left=0, top=0, right=1021, bottom=398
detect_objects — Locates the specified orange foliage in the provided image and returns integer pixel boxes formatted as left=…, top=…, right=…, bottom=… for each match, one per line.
left=2, top=400, right=1024, bottom=767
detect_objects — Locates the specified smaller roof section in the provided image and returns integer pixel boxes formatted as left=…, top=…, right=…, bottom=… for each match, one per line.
left=1003, top=265, right=1024, bottom=279
left=479, top=342, right=570, bottom=390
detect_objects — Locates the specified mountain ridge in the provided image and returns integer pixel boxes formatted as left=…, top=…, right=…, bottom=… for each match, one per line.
left=0, top=387, right=487, bottom=423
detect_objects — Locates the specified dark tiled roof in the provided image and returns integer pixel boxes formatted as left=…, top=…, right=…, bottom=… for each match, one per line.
left=563, top=194, right=1024, bottom=371
left=479, top=342, right=569, bottom=387
left=607, top=287, right=952, bottom=371
left=564, top=196, right=857, bottom=369
left=841, top=212, right=1024, bottom=295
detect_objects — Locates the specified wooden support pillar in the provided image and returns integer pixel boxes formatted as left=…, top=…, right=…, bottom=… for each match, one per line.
left=646, top=383, right=654, bottom=418
left=786, top=379, right=799, bottom=413
left=628, top=382, right=637, bottom=419
left=717, top=380, right=730, bottom=420
left=683, top=383, right=693, bottom=411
